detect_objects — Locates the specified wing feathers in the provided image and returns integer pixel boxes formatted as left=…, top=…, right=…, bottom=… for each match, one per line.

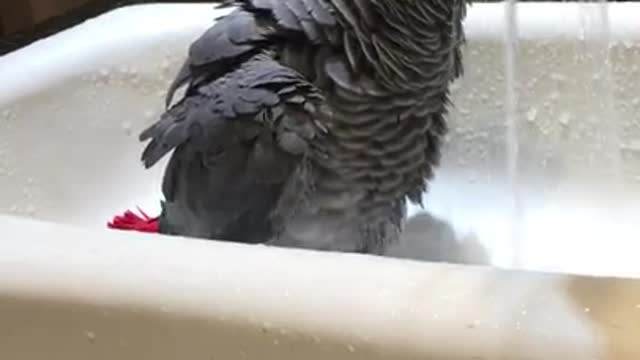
left=140, top=56, right=324, bottom=170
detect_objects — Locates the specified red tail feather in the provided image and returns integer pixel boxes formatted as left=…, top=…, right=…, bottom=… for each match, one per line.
left=108, top=206, right=159, bottom=233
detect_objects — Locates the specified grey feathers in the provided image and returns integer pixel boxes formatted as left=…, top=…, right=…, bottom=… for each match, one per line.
left=138, top=0, right=469, bottom=254
left=141, top=55, right=324, bottom=169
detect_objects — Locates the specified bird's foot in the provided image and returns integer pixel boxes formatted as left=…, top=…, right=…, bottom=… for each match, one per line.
left=107, top=206, right=159, bottom=233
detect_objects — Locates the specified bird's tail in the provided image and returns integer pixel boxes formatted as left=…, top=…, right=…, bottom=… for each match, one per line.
left=107, top=207, right=159, bottom=233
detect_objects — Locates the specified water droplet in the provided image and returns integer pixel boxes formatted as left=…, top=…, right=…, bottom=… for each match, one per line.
left=584, top=307, right=591, bottom=313
left=346, top=344, right=356, bottom=353
left=521, top=309, right=528, bottom=316
left=85, top=331, right=96, bottom=342
left=99, top=69, right=109, bottom=78
left=121, top=121, right=133, bottom=135
left=526, top=108, right=538, bottom=122
left=161, top=59, right=172, bottom=71
left=558, top=113, right=571, bottom=127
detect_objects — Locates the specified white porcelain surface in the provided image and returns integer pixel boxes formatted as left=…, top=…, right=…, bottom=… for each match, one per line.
left=2, top=214, right=640, bottom=360
left=2, top=2, right=639, bottom=276
left=1, top=4, right=640, bottom=358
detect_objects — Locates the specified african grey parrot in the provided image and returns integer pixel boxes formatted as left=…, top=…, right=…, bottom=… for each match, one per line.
left=109, top=0, right=469, bottom=255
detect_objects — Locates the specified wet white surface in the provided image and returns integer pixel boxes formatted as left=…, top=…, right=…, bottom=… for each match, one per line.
left=2, top=4, right=640, bottom=360
left=1, top=3, right=639, bottom=277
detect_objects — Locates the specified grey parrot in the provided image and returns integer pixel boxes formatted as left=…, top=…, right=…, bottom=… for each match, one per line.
left=109, top=0, right=469, bottom=255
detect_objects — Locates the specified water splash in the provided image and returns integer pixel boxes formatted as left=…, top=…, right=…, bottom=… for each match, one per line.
left=504, top=0, right=523, bottom=267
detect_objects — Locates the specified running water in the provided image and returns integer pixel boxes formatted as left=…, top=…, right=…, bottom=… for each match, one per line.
left=504, top=0, right=523, bottom=267
left=595, top=0, right=623, bottom=188
left=502, top=0, right=621, bottom=269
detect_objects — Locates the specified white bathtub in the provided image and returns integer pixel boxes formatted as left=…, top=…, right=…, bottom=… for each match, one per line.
left=1, top=2, right=640, bottom=359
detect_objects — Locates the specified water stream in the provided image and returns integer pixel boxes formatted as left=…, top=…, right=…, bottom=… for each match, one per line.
left=503, top=0, right=621, bottom=268
left=595, top=0, right=623, bottom=187
left=504, top=0, right=523, bottom=267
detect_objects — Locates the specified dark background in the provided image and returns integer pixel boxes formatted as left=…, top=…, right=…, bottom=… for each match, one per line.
left=0, top=0, right=632, bottom=56
left=1, top=0, right=213, bottom=55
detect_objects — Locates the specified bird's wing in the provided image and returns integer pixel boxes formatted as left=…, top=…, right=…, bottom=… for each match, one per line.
left=139, top=54, right=327, bottom=241
left=165, top=0, right=340, bottom=108
left=140, top=55, right=326, bottom=170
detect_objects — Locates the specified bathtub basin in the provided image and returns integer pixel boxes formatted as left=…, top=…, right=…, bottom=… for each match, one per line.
left=1, top=2, right=640, bottom=359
